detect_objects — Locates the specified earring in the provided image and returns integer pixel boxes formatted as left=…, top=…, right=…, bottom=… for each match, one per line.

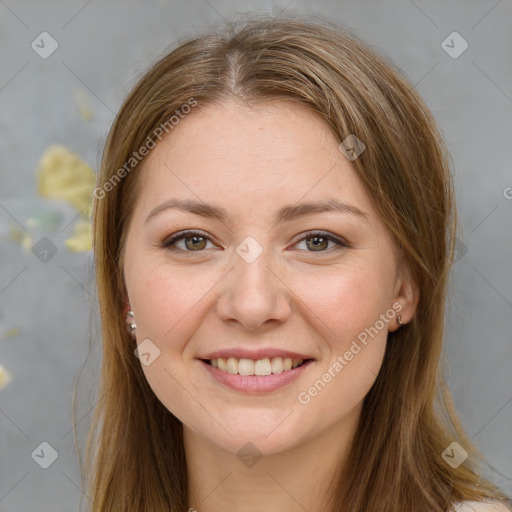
left=397, top=315, right=404, bottom=327
left=126, top=309, right=136, bottom=337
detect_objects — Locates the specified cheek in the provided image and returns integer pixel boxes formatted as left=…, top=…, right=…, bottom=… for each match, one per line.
left=128, top=259, right=215, bottom=341
left=291, top=259, right=394, bottom=345
left=290, top=261, right=392, bottom=398
left=291, top=269, right=390, bottom=429
left=127, top=259, right=215, bottom=427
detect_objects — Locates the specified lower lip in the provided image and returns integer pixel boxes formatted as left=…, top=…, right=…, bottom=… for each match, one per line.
left=198, top=359, right=315, bottom=394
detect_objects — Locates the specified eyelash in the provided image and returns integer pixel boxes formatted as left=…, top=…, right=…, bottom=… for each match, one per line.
left=160, top=229, right=349, bottom=254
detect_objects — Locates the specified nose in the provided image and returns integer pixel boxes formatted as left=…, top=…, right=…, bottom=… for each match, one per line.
left=216, top=247, right=292, bottom=331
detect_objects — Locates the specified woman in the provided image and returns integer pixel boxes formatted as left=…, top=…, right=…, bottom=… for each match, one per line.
left=87, top=15, right=511, bottom=512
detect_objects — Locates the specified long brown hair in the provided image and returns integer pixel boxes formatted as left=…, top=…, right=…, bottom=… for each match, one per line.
left=85, top=15, right=510, bottom=511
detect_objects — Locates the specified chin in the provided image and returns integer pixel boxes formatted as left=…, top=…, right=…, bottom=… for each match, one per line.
left=206, top=410, right=304, bottom=456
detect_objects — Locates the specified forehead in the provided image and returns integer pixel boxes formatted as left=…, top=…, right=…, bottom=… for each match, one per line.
left=148, top=100, right=338, bottom=169
left=134, top=100, right=373, bottom=220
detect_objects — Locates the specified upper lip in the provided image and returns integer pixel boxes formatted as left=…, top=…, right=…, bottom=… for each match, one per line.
left=199, top=348, right=314, bottom=361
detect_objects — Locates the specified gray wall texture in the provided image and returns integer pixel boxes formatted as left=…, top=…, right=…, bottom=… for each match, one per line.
left=0, top=1, right=511, bottom=510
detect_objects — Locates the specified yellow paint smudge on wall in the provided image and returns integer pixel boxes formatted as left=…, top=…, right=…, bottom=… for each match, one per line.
left=0, top=365, right=12, bottom=390
left=37, top=144, right=96, bottom=218
left=65, top=219, right=92, bottom=252
left=36, top=145, right=95, bottom=252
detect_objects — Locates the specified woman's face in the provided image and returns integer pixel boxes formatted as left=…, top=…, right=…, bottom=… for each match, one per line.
left=123, top=100, right=416, bottom=456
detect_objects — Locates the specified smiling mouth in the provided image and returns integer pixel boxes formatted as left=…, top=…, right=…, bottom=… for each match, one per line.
left=202, top=356, right=312, bottom=376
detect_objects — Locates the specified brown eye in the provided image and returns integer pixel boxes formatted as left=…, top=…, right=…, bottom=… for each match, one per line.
left=162, top=230, right=215, bottom=252
left=305, top=235, right=330, bottom=251
left=162, top=230, right=347, bottom=254
left=184, top=235, right=207, bottom=251
left=294, top=231, right=347, bottom=252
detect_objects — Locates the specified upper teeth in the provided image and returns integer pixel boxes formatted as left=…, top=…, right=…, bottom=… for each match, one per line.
left=210, top=357, right=304, bottom=375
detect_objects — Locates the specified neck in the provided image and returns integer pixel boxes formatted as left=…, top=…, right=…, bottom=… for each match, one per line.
left=184, top=404, right=360, bottom=512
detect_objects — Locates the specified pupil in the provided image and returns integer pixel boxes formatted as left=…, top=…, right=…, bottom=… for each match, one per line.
left=308, top=236, right=327, bottom=251
left=186, top=236, right=206, bottom=250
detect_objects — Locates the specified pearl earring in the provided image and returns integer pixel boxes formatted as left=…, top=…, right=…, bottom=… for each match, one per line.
left=126, top=309, right=136, bottom=337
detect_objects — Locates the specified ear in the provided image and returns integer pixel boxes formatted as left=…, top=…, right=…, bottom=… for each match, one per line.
left=389, top=264, right=419, bottom=332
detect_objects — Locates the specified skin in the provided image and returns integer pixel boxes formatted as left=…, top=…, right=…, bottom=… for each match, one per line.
left=123, top=99, right=418, bottom=511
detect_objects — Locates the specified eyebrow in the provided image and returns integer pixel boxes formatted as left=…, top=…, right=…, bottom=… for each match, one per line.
left=145, top=198, right=368, bottom=225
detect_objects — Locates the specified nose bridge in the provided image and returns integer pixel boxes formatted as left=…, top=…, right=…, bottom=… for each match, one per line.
left=234, top=238, right=275, bottom=293
left=216, top=235, right=291, bottom=329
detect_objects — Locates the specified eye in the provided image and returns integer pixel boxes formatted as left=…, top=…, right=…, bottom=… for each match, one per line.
left=293, top=231, right=348, bottom=252
left=161, top=230, right=216, bottom=252
left=161, top=229, right=349, bottom=254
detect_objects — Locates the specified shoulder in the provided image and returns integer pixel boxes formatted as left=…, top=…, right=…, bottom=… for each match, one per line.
left=453, top=501, right=511, bottom=512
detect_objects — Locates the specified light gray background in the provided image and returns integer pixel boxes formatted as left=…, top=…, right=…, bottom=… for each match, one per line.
left=1, top=1, right=511, bottom=510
